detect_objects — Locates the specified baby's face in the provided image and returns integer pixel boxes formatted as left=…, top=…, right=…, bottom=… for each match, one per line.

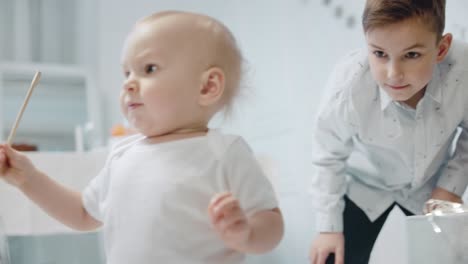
left=365, top=17, right=447, bottom=107
left=120, top=19, right=206, bottom=137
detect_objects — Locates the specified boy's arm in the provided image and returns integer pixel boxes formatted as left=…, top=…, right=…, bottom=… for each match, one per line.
left=309, top=52, right=364, bottom=234
left=0, top=144, right=101, bottom=231
left=310, top=94, right=355, bottom=233
left=436, top=127, right=468, bottom=201
left=430, top=187, right=463, bottom=203
left=309, top=105, right=351, bottom=264
left=309, top=54, right=364, bottom=264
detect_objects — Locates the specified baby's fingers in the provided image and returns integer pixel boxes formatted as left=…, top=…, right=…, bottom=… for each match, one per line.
left=212, top=196, right=239, bottom=222
left=3, top=144, right=28, bottom=168
left=219, top=208, right=245, bottom=229
left=209, top=192, right=232, bottom=208
left=208, top=192, right=232, bottom=218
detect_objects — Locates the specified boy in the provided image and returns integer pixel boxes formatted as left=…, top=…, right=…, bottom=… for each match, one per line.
left=0, top=11, right=283, bottom=264
left=309, top=1, right=468, bottom=263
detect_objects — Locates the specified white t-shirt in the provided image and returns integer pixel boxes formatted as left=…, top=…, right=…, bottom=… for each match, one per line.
left=82, top=130, right=278, bottom=264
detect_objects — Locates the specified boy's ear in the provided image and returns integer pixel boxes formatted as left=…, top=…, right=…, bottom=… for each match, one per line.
left=199, top=67, right=225, bottom=106
left=436, top=33, right=453, bottom=62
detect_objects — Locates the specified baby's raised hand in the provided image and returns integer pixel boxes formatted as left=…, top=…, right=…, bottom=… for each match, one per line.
left=0, top=144, right=36, bottom=187
left=208, top=192, right=251, bottom=251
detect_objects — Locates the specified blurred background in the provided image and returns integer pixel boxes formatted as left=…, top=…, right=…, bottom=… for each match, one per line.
left=0, top=0, right=468, bottom=263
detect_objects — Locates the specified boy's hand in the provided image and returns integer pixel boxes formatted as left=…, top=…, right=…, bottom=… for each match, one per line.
left=424, top=187, right=464, bottom=214
left=431, top=187, right=462, bottom=204
left=208, top=192, right=251, bottom=251
left=309, top=232, right=344, bottom=264
left=0, top=144, right=37, bottom=187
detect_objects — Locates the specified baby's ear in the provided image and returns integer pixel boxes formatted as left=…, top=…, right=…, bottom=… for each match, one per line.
left=199, top=67, right=225, bottom=106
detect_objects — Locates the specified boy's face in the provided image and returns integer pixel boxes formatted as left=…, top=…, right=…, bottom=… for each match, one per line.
left=366, top=18, right=451, bottom=108
left=119, top=18, right=207, bottom=136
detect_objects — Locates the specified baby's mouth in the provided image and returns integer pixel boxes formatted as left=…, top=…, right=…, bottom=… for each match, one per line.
left=128, top=103, right=143, bottom=109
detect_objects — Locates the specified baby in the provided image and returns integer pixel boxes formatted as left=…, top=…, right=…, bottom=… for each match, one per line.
left=0, top=11, right=283, bottom=264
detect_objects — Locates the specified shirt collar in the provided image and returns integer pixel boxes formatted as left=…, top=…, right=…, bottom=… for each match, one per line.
left=425, top=65, right=442, bottom=105
left=379, top=85, right=393, bottom=111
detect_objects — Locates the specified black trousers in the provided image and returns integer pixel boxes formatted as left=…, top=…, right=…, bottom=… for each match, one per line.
left=326, top=196, right=414, bottom=264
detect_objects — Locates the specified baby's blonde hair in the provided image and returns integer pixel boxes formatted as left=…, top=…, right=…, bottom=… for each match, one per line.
left=138, top=11, right=243, bottom=115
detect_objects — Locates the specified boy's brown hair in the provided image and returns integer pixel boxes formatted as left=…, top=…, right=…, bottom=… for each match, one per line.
left=362, top=0, right=446, bottom=40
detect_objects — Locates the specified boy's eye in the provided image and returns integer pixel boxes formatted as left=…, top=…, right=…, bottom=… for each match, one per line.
left=123, top=71, right=130, bottom=78
left=373, top=50, right=387, bottom=58
left=145, top=64, right=158, bottom=74
left=405, top=52, right=421, bottom=59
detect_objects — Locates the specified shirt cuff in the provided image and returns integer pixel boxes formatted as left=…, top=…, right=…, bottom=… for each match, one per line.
left=436, top=172, right=468, bottom=197
left=315, top=210, right=343, bottom=233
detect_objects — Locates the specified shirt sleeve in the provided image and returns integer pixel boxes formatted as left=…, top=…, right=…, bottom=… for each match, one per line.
left=436, top=125, right=468, bottom=196
left=310, top=62, right=358, bottom=232
left=81, top=134, right=143, bottom=221
left=222, top=138, right=279, bottom=217
left=82, top=164, right=111, bottom=222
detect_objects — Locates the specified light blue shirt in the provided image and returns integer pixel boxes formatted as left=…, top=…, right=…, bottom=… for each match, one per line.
left=310, top=40, right=468, bottom=232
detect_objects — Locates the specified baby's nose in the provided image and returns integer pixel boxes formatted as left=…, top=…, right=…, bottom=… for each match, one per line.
left=123, top=78, right=138, bottom=92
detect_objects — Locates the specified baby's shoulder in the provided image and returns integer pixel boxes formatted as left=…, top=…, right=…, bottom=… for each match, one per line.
left=205, top=130, right=250, bottom=160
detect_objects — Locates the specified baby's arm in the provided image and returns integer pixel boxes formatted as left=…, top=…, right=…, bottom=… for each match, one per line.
left=0, top=144, right=101, bottom=231
left=208, top=192, right=283, bottom=254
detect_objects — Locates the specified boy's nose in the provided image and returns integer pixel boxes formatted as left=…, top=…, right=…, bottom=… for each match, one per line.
left=387, top=62, right=404, bottom=81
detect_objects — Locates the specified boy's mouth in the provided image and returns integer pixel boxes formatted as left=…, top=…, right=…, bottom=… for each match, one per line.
left=387, top=84, right=409, bottom=90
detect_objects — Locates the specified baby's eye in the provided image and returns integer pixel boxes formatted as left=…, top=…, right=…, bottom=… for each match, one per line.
left=123, top=71, right=130, bottom=78
left=145, top=64, right=158, bottom=74
left=405, top=52, right=421, bottom=59
left=373, top=50, right=387, bottom=58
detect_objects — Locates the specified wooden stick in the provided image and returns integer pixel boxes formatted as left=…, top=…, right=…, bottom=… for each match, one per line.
left=7, top=71, right=41, bottom=145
